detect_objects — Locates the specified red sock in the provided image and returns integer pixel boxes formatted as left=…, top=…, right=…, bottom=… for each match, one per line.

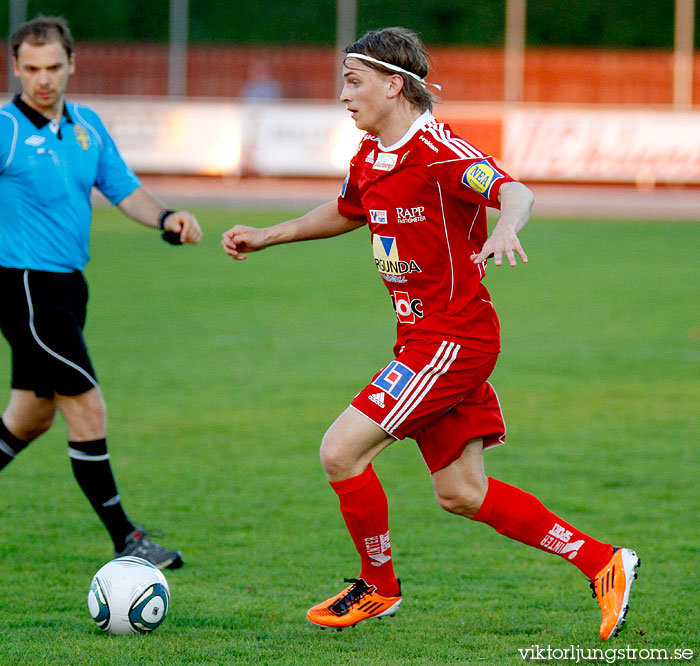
left=472, top=478, right=614, bottom=580
left=329, top=465, right=400, bottom=597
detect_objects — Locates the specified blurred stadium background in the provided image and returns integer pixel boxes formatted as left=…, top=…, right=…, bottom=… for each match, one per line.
left=2, top=0, right=700, bottom=218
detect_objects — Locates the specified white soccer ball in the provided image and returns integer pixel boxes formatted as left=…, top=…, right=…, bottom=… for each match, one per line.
left=87, top=556, right=170, bottom=635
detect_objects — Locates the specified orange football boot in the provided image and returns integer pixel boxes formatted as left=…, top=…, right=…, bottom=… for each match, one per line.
left=307, top=578, right=402, bottom=630
left=591, top=547, right=640, bottom=640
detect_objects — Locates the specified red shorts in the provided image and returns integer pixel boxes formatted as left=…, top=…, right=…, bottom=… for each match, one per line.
left=351, top=339, right=506, bottom=474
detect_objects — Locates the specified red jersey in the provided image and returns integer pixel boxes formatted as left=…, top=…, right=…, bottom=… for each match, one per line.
left=337, top=111, right=515, bottom=354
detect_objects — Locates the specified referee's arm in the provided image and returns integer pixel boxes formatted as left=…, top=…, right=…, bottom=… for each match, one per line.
left=117, top=187, right=202, bottom=245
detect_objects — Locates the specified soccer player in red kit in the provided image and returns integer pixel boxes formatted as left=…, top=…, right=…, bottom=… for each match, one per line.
left=222, top=27, right=639, bottom=641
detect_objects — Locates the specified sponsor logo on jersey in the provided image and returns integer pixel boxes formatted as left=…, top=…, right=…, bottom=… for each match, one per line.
left=373, top=152, right=398, bottom=171
left=368, top=392, right=385, bottom=408
left=399, top=150, right=411, bottom=164
left=365, top=150, right=376, bottom=164
left=391, top=290, right=424, bottom=324
left=540, top=523, right=585, bottom=560
left=25, top=135, right=45, bottom=147
left=419, top=135, right=439, bottom=152
left=340, top=172, right=350, bottom=197
left=396, top=206, right=426, bottom=224
left=372, top=361, right=415, bottom=399
left=462, top=159, right=503, bottom=198
left=369, top=209, right=388, bottom=225
left=372, top=235, right=422, bottom=277
left=74, top=124, right=90, bottom=150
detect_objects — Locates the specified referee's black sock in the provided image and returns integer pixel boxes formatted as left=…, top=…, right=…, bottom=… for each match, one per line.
left=68, top=439, right=136, bottom=551
left=0, top=419, right=31, bottom=471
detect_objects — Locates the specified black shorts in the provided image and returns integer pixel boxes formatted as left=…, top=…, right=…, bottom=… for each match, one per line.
left=0, top=267, right=98, bottom=398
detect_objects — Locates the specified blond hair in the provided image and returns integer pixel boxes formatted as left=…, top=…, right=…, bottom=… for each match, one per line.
left=344, top=27, right=436, bottom=111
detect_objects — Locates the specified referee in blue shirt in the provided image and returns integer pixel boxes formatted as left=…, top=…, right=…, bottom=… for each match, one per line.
left=0, top=16, right=202, bottom=568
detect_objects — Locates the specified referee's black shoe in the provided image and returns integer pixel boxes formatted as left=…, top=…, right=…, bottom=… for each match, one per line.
left=115, top=529, right=184, bottom=570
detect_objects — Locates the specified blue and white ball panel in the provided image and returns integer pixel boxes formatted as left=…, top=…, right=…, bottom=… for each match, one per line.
left=87, top=578, right=110, bottom=628
left=129, top=583, right=169, bottom=632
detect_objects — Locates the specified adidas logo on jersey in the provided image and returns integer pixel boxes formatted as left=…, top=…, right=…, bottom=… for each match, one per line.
left=369, top=392, right=385, bottom=408
left=366, top=150, right=376, bottom=164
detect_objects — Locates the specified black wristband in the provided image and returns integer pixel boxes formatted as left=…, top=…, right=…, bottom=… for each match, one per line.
left=157, top=209, right=176, bottom=231
left=161, top=230, right=183, bottom=245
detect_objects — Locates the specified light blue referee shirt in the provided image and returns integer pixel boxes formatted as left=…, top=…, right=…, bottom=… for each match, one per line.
left=0, top=96, right=141, bottom=272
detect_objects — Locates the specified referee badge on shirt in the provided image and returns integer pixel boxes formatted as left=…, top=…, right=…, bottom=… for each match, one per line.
left=462, top=159, right=503, bottom=198
left=74, top=124, right=90, bottom=150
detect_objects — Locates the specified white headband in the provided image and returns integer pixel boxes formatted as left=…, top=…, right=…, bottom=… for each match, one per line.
left=345, top=52, right=442, bottom=91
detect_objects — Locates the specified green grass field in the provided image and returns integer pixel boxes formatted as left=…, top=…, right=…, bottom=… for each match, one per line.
left=0, top=209, right=698, bottom=665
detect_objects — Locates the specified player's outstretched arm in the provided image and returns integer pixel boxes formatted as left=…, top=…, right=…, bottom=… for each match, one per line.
left=117, top=187, right=202, bottom=245
left=221, top=201, right=364, bottom=261
left=470, top=181, right=534, bottom=267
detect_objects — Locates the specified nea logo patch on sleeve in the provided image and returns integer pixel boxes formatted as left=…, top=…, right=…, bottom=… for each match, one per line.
left=462, top=159, right=504, bottom=198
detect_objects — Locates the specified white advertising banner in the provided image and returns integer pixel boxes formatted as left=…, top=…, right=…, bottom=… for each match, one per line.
left=85, top=98, right=242, bottom=175
left=75, top=98, right=363, bottom=177
left=238, top=102, right=364, bottom=176
left=5, top=96, right=700, bottom=183
left=504, top=108, right=700, bottom=185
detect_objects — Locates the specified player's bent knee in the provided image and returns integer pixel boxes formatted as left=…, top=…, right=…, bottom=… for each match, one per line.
left=3, top=405, right=57, bottom=442
left=435, top=486, right=485, bottom=518
left=319, top=440, right=347, bottom=478
left=12, top=417, right=54, bottom=442
left=319, top=431, right=355, bottom=479
left=29, top=413, right=56, bottom=439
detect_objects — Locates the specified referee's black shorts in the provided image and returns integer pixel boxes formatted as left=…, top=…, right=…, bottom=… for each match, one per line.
left=0, top=267, right=98, bottom=398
